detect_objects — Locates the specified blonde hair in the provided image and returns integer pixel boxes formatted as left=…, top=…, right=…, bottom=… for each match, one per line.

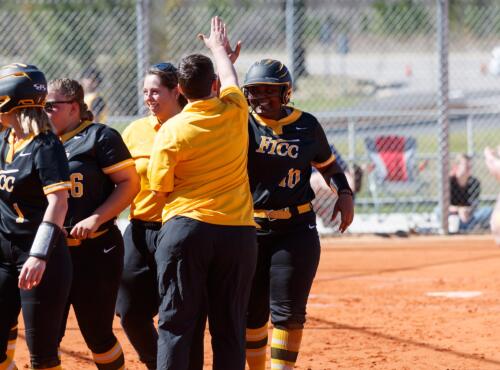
left=48, top=78, right=94, bottom=122
left=15, top=107, right=53, bottom=136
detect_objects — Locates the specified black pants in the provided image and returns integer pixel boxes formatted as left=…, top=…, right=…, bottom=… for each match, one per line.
left=59, top=226, right=123, bottom=356
left=0, top=233, right=72, bottom=368
left=247, top=212, right=321, bottom=330
left=116, top=220, right=159, bottom=369
left=155, top=216, right=257, bottom=370
left=116, top=220, right=207, bottom=370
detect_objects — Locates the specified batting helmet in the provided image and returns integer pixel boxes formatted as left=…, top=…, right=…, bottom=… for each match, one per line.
left=0, top=63, right=47, bottom=113
left=242, top=59, right=293, bottom=104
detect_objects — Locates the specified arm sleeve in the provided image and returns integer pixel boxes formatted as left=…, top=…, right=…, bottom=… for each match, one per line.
left=34, top=136, right=71, bottom=195
left=147, top=125, right=179, bottom=193
left=95, top=126, right=135, bottom=174
left=311, top=119, right=336, bottom=169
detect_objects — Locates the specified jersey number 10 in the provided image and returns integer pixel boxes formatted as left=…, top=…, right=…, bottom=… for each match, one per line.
left=279, top=168, right=301, bottom=189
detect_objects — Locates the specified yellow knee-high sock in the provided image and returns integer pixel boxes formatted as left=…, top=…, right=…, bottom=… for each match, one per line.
left=92, top=340, right=125, bottom=370
left=246, top=324, right=268, bottom=370
left=0, top=356, right=17, bottom=370
left=270, top=328, right=303, bottom=370
left=6, top=325, right=17, bottom=361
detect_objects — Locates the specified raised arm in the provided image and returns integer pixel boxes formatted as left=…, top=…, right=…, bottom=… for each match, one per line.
left=198, top=16, right=238, bottom=89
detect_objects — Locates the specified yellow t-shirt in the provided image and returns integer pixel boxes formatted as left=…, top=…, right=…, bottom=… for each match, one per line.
left=122, top=115, right=165, bottom=222
left=148, top=85, right=255, bottom=226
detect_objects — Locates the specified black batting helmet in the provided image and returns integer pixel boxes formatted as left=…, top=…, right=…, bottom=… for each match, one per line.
left=242, top=59, right=293, bottom=104
left=0, top=63, right=47, bottom=113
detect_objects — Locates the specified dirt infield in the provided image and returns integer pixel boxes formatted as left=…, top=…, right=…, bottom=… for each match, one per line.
left=11, top=235, right=500, bottom=369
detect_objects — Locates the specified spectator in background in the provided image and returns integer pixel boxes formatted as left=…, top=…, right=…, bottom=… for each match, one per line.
left=484, top=146, right=500, bottom=244
left=81, top=66, right=107, bottom=123
left=450, top=153, right=492, bottom=232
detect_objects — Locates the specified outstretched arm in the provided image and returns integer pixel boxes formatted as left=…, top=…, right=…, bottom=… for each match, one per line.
left=198, top=16, right=238, bottom=89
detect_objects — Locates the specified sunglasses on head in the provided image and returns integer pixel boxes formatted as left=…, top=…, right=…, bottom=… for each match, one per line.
left=44, top=100, right=74, bottom=113
left=150, top=62, right=177, bottom=73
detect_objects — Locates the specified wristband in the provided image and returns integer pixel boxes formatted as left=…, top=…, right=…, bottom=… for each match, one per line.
left=330, top=173, right=352, bottom=193
left=338, top=188, right=354, bottom=196
left=29, top=221, right=64, bottom=260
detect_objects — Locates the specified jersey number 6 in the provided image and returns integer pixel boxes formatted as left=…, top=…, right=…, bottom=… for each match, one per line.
left=70, top=173, right=84, bottom=198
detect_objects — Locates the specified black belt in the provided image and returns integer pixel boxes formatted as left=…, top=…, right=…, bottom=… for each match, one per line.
left=130, top=219, right=162, bottom=230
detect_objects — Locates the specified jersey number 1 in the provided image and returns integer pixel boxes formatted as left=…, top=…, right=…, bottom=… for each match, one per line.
left=279, top=168, right=301, bottom=189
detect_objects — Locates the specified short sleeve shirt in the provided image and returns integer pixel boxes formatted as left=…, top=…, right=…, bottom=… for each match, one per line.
left=148, top=86, right=255, bottom=226
left=0, top=129, right=70, bottom=238
left=60, top=121, right=134, bottom=229
left=247, top=108, right=335, bottom=210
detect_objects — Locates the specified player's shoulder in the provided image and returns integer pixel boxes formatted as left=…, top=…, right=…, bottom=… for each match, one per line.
left=294, top=109, right=319, bottom=126
left=220, top=85, right=247, bottom=108
left=89, top=121, right=121, bottom=139
left=34, top=130, right=60, bottom=145
left=124, top=116, right=154, bottom=134
left=32, top=130, right=64, bottom=153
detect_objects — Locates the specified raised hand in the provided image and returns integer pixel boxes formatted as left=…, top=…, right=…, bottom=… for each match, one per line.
left=198, top=16, right=228, bottom=51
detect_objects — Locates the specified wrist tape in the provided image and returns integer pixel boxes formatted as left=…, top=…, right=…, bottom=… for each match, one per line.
left=29, top=221, right=64, bottom=260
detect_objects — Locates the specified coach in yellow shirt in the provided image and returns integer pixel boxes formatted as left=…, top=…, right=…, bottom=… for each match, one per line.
left=148, top=17, right=257, bottom=370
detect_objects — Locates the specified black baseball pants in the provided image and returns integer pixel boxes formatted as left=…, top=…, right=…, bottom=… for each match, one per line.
left=155, top=216, right=257, bottom=370
left=0, top=233, right=72, bottom=368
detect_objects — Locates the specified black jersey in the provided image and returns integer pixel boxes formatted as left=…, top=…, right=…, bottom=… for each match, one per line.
left=0, top=129, right=70, bottom=238
left=247, top=108, right=335, bottom=210
left=60, top=121, right=134, bottom=230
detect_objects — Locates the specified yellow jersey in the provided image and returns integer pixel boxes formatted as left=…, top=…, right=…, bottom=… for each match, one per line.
left=148, top=86, right=255, bottom=226
left=122, top=115, right=165, bottom=222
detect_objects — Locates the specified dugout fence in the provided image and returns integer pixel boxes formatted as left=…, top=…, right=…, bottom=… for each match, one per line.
left=2, top=0, right=500, bottom=234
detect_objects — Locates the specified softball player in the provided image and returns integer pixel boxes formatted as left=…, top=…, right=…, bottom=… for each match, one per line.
left=46, top=78, right=139, bottom=370
left=148, top=17, right=257, bottom=370
left=117, top=62, right=208, bottom=370
left=242, top=59, right=354, bottom=369
left=0, top=64, right=72, bottom=369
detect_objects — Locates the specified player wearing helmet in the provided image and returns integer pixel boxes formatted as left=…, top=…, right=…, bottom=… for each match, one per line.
left=0, top=63, right=72, bottom=369
left=242, top=59, right=354, bottom=370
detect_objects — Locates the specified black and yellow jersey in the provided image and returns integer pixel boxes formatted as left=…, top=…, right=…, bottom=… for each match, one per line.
left=247, top=108, right=335, bottom=210
left=60, top=121, right=134, bottom=230
left=0, top=129, right=70, bottom=238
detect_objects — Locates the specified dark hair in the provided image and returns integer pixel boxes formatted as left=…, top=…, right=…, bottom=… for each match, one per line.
left=177, top=54, right=216, bottom=100
left=81, top=66, right=103, bottom=86
left=48, top=78, right=94, bottom=122
left=147, top=62, right=187, bottom=108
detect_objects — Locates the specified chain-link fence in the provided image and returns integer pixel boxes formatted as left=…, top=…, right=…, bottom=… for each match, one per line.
left=1, top=0, right=500, bottom=235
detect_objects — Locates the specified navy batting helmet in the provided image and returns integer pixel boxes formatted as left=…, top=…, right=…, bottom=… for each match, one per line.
left=0, top=63, right=47, bottom=113
left=242, top=59, right=292, bottom=104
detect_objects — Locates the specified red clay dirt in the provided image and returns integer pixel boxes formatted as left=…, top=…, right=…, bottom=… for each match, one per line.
left=11, top=235, right=500, bottom=369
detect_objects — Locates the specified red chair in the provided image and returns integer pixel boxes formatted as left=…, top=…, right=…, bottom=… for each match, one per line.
left=364, top=135, right=428, bottom=215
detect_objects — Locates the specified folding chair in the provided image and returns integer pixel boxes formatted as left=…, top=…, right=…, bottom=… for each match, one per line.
left=364, top=135, right=428, bottom=216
